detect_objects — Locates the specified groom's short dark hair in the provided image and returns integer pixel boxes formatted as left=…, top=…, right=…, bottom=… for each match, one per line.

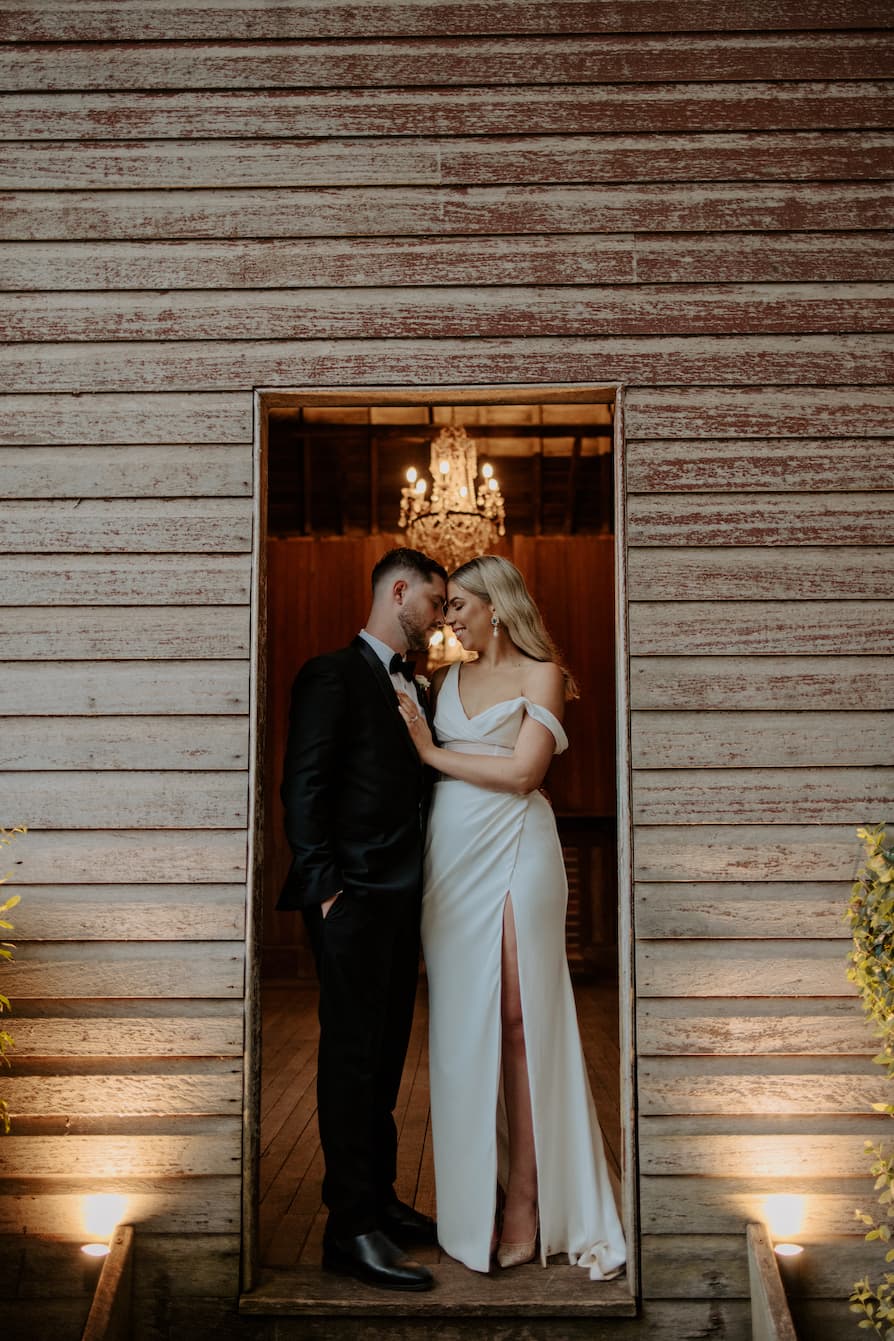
left=371, top=547, right=447, bottom=594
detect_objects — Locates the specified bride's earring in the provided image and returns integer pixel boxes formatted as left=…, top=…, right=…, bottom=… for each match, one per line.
left=491, top=614, right=499, bottom=638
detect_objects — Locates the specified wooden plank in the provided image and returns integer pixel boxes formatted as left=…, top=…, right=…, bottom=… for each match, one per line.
left=14, top=830, right=246, bottom=885
left=747, top=1223, right=798, bottom=1341
left=1, top=771, right=247, bottom=828
left=636, top=998, right=871, bottom=1057
left=0, top=1233, right=241, bottom=1304
left=5, top=82, right=892, bottom=142
left=0, top=234, right=638, bottom=289
left=5, top=335, right=891, bottom=396
left=3, top=34, right=890, bottom=91
left=1, top=608, right=250, bottom=659
left=628, top=548, right=894, bottom=600
left=11, top=1007, right=244, bottom=1058
left=630, top=655, right=894, bottom=711
left=635, top=230, right=894, bottom=284
left=633, top=824, right=862, bottom=882
left=627, top=436, right=894, bottom=492
left=6, top=231, right=892, bottom=292
left=627, top=386, right=894, bottom=438
left=642, top=1118, right=891, bottom=1179
left=2, top=1, right=888, bottom=40
left=628, top=493, right=894, bottom=546
left=641, top=1231, right=876, bottom=1300
left=4, top=1134, right=240, bottom=1178
left=0, top=556, right=251, bottom=605
left=636, top=941, right=855, bottom=998
left=6, top=133, right=892, bottom=191
left=635, top=881, right=854, bottom=937
left=0, top=393, right=251, bottom=444
left=6, top=282, right=892, bottom=342
left=0, top=718, right=248, bottom=771
left=12, top=885, right=244, bottom=940
left=3, top=1067, right=241, bottom=1118
left=642, top=1232, right=749, bottom=1299
left=194, top=1299, right=751, bottom=1340
left=633, top=765, right=894, bottom=824
left=0, top=661, right=249, bottom=715
left=132, top=1232, right=240, bottom=1298
left=629, top=601, right=894, bottom=655
left=248, top=1258, right=636, bottom=1319
left=1, top=444, right=251, bottom=497
left=0, top=500, right=252, bottom=553
left=639, top=1057, right=879, bottom=1115
left=640, top=1176, right=874, bottom=1237
left=632, top=711, right=892, bottom=768
left=82, top=1224, right=134, bottom=1341
left=0, top=1234, right=107, bottom=1298
left=0, top=1180, right=240, bottom=1235
left=7, top=942, right=244, bottom=998
left=5, top=183, right=890, bottom=241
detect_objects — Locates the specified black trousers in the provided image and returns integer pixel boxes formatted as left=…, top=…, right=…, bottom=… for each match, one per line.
left=303, top=887, right=421, bottom=1238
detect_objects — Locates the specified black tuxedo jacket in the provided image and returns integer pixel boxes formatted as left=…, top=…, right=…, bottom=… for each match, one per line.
left=277, top=637, right=429, bottom=911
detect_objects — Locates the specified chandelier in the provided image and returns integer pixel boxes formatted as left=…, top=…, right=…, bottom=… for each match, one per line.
left=397, top=423, right=506, bottom=571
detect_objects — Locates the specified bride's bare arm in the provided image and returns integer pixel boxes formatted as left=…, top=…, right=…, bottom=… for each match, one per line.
left=397, top=661, right=565, bottom=796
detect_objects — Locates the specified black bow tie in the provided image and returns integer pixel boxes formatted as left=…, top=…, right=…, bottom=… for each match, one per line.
left=389, top=653, right=415, bottom=682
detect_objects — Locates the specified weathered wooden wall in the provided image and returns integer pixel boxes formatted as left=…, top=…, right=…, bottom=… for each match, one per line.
left=1, top=1, right=892, bottom=1337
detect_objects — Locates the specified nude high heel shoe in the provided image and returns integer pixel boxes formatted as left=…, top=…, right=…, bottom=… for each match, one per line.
left=496, top=1212, right=538, bottom=1269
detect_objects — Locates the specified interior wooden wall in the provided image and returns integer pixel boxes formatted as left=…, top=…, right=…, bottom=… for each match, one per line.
left=1, top=2, right=892, bottom=1337
left=263, top=531, right=615, bottom=978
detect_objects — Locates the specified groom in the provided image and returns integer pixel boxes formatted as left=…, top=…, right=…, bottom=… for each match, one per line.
left=278, top=547, right=447, bottom=1291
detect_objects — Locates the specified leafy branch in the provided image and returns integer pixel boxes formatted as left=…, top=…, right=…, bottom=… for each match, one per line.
left=847, top=823, right=894, bottom=1337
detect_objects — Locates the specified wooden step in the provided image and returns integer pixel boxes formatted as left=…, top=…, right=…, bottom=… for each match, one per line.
left=239, top=1261, right=636, bottom=1318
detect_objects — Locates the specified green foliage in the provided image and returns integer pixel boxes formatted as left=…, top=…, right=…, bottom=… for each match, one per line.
left=0, top=825, right=26, bottom=1135
left=847, top=824, right=894, bottom=1338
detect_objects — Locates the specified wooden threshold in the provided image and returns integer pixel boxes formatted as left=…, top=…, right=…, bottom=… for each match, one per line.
left=239, top=1261, right=636, bottom=1317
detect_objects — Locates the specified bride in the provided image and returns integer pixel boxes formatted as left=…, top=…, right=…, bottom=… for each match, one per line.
left=397, top=555, right=625, bottom=1279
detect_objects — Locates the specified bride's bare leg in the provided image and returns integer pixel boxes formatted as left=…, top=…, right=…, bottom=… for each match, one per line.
left=500, top=895, right=538, bottom=1246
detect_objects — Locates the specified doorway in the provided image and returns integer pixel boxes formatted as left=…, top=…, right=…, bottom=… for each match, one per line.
left=242, top=385, right=637, bottom=1302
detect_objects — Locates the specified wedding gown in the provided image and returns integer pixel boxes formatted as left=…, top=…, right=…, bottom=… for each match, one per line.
left=421, top=661, right=626, bottom=1278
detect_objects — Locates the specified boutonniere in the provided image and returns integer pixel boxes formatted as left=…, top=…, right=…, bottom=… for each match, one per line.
left=415, top=674, right=431, bottom=692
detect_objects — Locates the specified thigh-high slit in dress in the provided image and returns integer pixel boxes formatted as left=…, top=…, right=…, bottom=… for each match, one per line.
left=421, top=662, right=626, bottom=1279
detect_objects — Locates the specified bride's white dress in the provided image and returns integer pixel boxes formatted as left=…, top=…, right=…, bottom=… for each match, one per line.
left=421, top=661, right=626, bottom=1278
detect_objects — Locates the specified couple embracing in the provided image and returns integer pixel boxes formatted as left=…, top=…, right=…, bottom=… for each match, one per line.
left=278, top=547, right=625, bottom=1291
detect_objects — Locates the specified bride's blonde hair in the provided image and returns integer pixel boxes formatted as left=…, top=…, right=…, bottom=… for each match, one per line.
left=449, top=555, right=579, bottom=700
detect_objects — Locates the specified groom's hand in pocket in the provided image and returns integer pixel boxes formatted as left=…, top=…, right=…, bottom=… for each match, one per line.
left=321, top=892, right=341, bottom=919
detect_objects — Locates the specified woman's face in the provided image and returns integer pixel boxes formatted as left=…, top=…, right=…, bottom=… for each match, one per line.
left=444, top=581, right=493, bottom=652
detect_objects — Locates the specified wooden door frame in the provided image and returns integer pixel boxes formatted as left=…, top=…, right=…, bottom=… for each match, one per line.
left=241, top=382, right=639, bottom=1297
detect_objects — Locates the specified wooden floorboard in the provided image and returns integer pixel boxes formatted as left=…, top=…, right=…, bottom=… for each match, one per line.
left=241, top=1262, right=636, bottom=1316
left=259, top=977, right=622, bottom=1272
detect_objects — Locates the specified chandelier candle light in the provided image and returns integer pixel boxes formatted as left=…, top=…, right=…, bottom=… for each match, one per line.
left=398, top=423, right=506, bottom=571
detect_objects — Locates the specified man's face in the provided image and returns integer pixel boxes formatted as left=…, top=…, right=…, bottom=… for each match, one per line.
left=398, top=575, right=447, bottom=653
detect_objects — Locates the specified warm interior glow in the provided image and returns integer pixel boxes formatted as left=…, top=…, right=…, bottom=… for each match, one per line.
left=774, top=1243, right=804, bottom=1258
left=82, top=1192, right=128, bottom=1238
left=406, top=467, right=417, bottom=484
left=488, top=477, right=498, bottom=491
left=482, top=462, right=493, bottom=478
left=763, top=1193, right=806, bottom=1239
left=81, top=1243, right=111, bottom=1258
left=438, top=459, right=450, bottom=474
left=429, top=629, right=444, bottom=646
left=415, top=478, right=426, bottom=494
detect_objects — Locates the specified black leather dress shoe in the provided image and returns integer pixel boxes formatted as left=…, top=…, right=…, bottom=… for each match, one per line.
left=379, top=1197, right=438, bottom=1246
left=322, top=1229, right=434, bottom=1291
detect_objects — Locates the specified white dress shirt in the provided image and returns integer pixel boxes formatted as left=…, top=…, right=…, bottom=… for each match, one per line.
left=358, top=628, right=423, bottom=713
